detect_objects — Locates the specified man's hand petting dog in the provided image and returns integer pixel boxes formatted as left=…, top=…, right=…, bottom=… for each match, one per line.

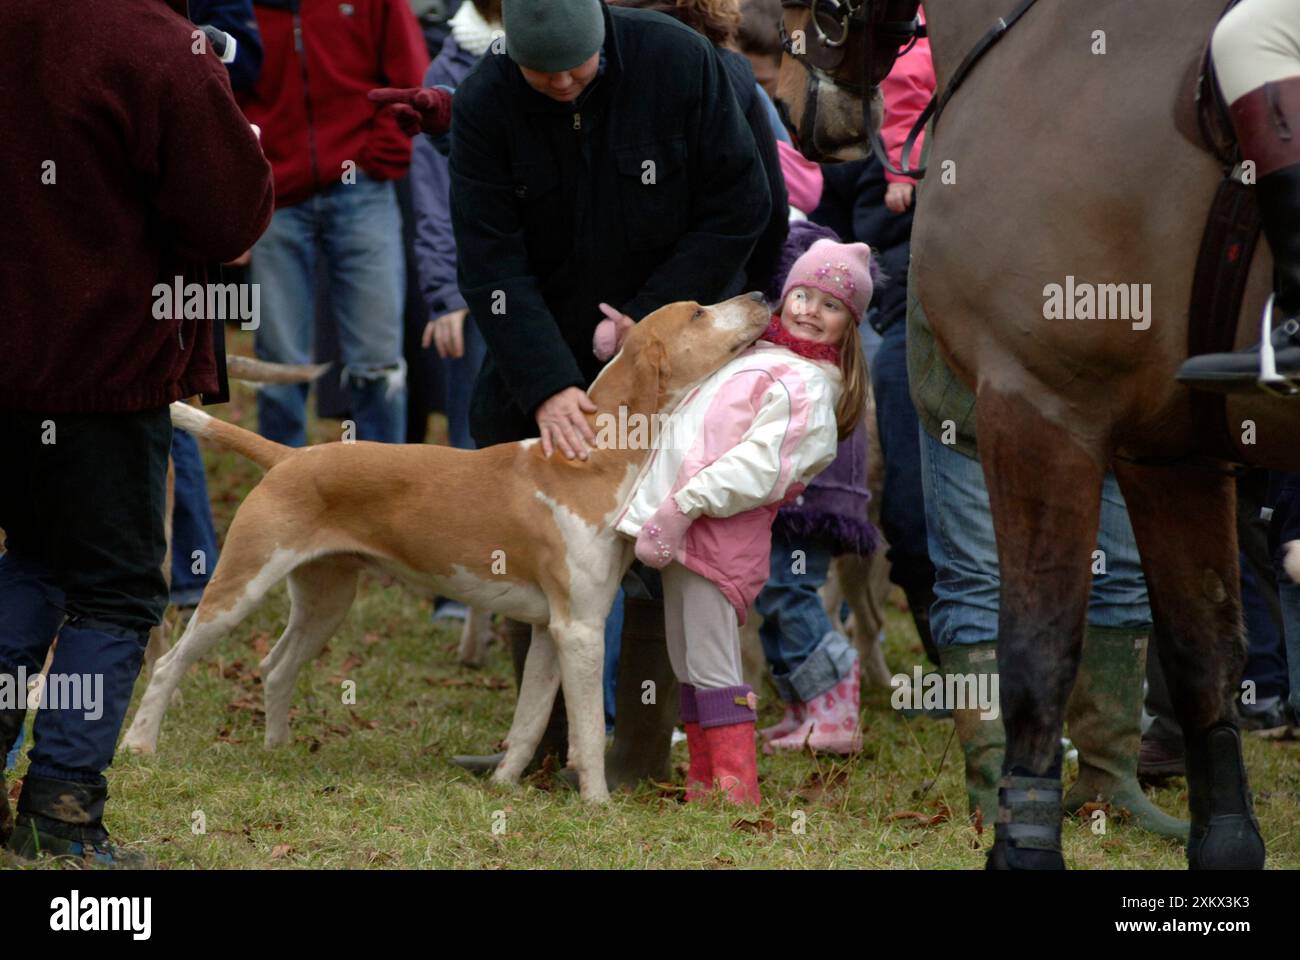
left=536, top=387, right=598, bottom=461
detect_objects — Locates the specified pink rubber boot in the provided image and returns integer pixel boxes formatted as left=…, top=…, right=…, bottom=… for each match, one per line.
left=766, top=660, right=862, bottom=755
left=696, top=685, right=761, bottom=806
left=680, top=684, right=712, bottom=801
left=759, top=701, right=805, bottom=743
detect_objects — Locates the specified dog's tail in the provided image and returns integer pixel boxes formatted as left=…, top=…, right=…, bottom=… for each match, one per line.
left=170, top=402, right=291, bottom=470
left=226, top=356, right=330, bottom=385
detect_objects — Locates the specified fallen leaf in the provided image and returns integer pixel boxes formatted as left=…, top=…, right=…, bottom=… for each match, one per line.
left=731, top=817, right=776, bottom=834
left=886, top=803, right=952, bottom=829
left=796, top=768, right=849, bottom=803
left=270, top=844, right=293, bottom=859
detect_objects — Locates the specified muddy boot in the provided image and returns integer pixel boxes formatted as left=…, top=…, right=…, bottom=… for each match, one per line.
left=604, top=597, right=677, bottom=790
left=987, top=755, right=1066, bottom=871
left=0, top=663, right=24, bottom=847
left=450, top=619, right=567, bottom=776
left=939, top=641, right=1003, bottom=822
left=1184, top=721, right=1266, bottom=869
left=1063, top=627, right=1188, bottom=839
left=8, top=776, right=148, bottom=868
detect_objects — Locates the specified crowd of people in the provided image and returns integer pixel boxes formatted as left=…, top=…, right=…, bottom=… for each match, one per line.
left=1, top=0, right=1297, bottom=866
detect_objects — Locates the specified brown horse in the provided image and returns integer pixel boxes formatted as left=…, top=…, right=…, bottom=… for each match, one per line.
left=780, top=0, right=1297, bottom=869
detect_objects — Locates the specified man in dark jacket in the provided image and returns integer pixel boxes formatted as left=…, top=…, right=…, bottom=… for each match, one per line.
left=0, top=0, right=273, bottom=864
left=450, top=0, right=770, bottom=451
left=446, top=0, right=770, bottom=784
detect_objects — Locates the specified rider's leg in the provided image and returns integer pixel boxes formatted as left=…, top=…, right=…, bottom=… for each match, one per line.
left=1178, top=0, right=1300, bottom=389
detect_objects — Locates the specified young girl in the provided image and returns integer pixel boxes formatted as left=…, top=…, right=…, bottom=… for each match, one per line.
left=606, top=239, right=872, bottom=805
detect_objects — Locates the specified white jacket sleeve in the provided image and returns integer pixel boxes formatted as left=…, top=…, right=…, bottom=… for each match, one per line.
left=671, top=377, right=840, bottom=521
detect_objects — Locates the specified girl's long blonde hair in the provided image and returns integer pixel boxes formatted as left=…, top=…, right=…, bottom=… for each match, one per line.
left=833, top=318, right=867, bottom=442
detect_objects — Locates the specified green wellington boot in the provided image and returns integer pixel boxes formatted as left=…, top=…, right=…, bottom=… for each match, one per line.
left=1063, top=626, right=1188, bottom=839
left=939, top=642, right=1003, bottom=822
left=603, top=597, right=678, bottom=790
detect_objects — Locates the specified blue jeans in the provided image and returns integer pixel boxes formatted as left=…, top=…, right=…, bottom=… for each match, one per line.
left=251, top=174, right=407, bottom=446
left=442, top=315, right=487, bottom=451
left=871, top=318, right=935, bottom=596
left=169, top=429, right=218, bottom=606
left=919, top=428, right=1151, bottom=647
left=755, top=528, right=859, bottom=702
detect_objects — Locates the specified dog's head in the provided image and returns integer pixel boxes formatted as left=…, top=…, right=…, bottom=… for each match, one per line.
left=593, top=293, right=772, bottom=411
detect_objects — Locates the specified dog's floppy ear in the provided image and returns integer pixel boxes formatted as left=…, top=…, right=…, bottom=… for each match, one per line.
left=631, top=337, right=671, bottom=407
left=593, top=306, right=634, bottom=361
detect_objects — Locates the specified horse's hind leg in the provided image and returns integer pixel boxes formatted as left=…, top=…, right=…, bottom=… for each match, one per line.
left=261, top=559, right=360, bottom=748
left=977, top=388, right=1106, bottom=870
left=1114, top=462, right=1265, bottom=870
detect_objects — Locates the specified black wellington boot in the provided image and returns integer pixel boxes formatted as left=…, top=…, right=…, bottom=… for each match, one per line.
left=1184, top=721, right=1266, bottom=869
left=450, top=619, right=568, bottom=776
left=1178, top=78, right=1300, bottom=393
left=986, top=753, right=1066, bottom=871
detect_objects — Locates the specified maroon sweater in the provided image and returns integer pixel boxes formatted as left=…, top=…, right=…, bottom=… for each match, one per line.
left=0, top=0, right=275, bottom=414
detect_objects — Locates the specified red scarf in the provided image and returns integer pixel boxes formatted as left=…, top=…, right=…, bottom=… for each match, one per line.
left=759, top=314, right=842, bottom=365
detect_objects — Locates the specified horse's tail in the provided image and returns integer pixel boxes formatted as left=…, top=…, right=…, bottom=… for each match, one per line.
left=170, top=402, right=291, bottom=470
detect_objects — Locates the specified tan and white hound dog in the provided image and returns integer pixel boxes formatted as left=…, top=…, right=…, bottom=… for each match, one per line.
left=123, top=295, right=772, bottom=802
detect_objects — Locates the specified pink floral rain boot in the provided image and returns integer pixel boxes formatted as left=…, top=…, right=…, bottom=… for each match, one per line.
left=759, top=700, right=805, bottom=743
left=766, top=660, right=862, bottom=755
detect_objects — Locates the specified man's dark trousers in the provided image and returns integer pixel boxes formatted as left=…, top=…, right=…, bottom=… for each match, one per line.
left=0, top=409, right=170, bottom=792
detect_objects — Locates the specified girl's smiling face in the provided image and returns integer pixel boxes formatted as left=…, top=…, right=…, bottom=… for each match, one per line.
left=780, top=286, right=852, bottom=345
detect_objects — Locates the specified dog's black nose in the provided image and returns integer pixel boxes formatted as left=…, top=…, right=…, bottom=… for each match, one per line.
left=747, top=291, right=766, bottom=303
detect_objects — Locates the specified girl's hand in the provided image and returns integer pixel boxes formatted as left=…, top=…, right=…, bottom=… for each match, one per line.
left=635, top=498, right=692, bottom=569
left=885, top=181, right=914, bottom=214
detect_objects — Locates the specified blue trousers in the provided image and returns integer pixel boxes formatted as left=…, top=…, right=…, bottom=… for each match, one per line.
left=755, top=528, right=858, bottom=702
left=918, top=428, right=1151, bottom=646
left=252, top=174, right=408, bottom=446
left=169, top=429, right=218, bottom=606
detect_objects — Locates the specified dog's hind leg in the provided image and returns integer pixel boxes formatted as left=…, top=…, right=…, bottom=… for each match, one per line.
left=551, top=618, right=610, bottom=803
left=261, top=559, right=360, bottom=748
left=122, top=541, right=304, bottom=754
left=491, top=625, right=561, bottom=786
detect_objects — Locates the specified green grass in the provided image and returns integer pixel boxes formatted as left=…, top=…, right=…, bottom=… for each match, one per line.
left=5, top=343, right=1298, bottom=869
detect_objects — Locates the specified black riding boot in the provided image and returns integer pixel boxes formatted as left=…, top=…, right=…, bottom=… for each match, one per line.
left=986, top=752, right=1066, bottom=871
left=1184, top=721, right=1266, bottom=869
left=1178, top=78, right=1300, bottom=392
left=902, top=581, right=941, bottom=667
left=450, top=619, right=568, bottom=775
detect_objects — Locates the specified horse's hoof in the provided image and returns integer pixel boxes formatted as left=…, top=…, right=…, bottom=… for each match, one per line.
left=986, top=840, right=1066, bottom=871
left=1188, top=817, right=1266, bottom=870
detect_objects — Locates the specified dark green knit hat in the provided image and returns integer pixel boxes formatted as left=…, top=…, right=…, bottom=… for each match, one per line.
left=503, top=0, right=606, bottom=72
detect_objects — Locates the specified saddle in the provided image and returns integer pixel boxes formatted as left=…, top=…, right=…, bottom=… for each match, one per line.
left=1185, top=0, right=1263, bottom=361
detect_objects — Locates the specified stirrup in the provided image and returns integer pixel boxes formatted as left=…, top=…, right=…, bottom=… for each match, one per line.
left=1258, top=294, right=1300, bottom=397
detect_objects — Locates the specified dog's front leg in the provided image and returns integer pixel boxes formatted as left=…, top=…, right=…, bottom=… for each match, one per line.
left=491, top=624, right=560, bottom=786
left=551, top=619, right=610, bottom=803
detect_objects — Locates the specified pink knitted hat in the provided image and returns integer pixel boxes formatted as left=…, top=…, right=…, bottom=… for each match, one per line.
left=779, top=239, right=874, bottom=321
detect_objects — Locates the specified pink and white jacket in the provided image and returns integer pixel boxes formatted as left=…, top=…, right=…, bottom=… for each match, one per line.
left=614, top=341, right=842, bottom=623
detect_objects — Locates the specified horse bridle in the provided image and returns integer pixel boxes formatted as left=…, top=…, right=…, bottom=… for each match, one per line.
left=781, top=0, right=1043, bottom=178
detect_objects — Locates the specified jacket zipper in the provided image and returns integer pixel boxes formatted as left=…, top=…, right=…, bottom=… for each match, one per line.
left=292, top=3, right=322, bottom=193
